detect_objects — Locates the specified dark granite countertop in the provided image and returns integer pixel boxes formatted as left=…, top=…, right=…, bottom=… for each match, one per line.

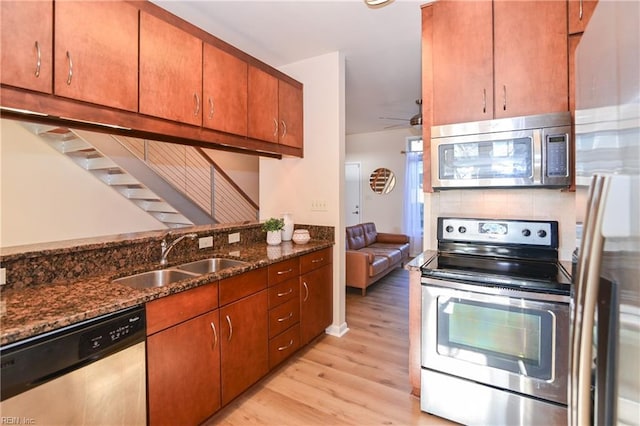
left=0, top=240, right=333, bottom=346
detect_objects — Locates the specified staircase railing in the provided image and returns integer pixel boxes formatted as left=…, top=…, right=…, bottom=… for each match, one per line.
left=116, top=136, right=258, bottom=223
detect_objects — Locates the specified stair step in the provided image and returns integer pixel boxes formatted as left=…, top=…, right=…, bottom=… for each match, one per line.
left=133, top=200, right=178, bottom=213
left=151, top=212, right=193, bottom=225
left=123, top=188, right=162, bottom=200
left=84, top=157, right=119, bottom=171
left=50, top=138, right=93, bottom=154
left=99, top=172, right=140, bottom=186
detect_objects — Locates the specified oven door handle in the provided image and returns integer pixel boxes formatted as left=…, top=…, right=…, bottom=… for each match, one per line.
left=569, top=174, right=609, bottom=426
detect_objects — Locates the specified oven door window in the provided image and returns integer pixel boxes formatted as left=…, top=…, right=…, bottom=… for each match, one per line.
left=439, top=137, right=533, bottom=180
left=436, top=297, right=553, bottom=380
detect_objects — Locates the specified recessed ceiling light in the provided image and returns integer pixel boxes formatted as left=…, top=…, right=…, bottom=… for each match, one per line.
left=365, top=0, right=394, bottom=8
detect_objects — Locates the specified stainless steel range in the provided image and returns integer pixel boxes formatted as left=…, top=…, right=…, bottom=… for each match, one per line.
left=420, top=217, right=572, bottom=426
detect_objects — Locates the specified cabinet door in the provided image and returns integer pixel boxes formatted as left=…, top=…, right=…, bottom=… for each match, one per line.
left=493, top=0, right=568, bottom=118
left=432, top=0, right=493, bottom=125
left=300, top=264, right=333, bottom=345
left=147, top=310, right=221, bottom=426
left=248, top=66, right=278, bottom=143
left=54, top=1, right=138, bottom=111
left=1, top=1, right=52, bottom=93
left=568, top=0, right=599, bottom=34
left=203, top=44, right=248, bottom=135
left=220, top=290, right=268, bottom=405
left=140, top=11, right=203, bottom=126
left=278, top=80, right=303, bottom=149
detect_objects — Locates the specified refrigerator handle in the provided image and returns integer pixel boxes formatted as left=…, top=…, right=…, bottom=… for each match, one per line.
left=569, top=174, right=610, bottom=426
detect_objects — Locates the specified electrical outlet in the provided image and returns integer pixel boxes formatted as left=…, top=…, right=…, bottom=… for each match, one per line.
left=228, top=232, right=240, bottom=244
left=311, top=199, right=328, bottom=211
left=228, top=250, right=241, bottom=257
left=198, top=236, right=214, bottom=249
left=0, top=268, right=6, bottom=285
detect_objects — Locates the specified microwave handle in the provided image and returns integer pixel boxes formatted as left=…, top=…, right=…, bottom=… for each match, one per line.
left=569, top=174, right=609, bottom=426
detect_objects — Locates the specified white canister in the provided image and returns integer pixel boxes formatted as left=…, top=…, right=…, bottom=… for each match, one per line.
left=292, top=229, right=311, bottom=244
left=281, top=213, right=294, bottom=241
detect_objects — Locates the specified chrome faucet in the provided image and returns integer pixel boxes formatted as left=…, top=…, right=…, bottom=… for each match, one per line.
left=160, top=233, right=198, bottom=266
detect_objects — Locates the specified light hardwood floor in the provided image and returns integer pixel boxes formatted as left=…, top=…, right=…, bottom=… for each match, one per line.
left=205, top=268, right=456, bottom=426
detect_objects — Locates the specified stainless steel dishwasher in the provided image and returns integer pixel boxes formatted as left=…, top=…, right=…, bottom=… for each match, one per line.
left=1, top=306, right=146, bottom=425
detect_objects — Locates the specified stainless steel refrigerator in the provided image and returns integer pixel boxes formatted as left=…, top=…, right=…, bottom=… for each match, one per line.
left=572, top=0, right=640, bottom=425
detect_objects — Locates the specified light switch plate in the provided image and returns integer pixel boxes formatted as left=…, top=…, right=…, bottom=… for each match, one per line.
left=198, top=236, right=214, bottom=249
left=228, top=232, right=240, bottom=244
left=311, top=199, right=328, bottom=211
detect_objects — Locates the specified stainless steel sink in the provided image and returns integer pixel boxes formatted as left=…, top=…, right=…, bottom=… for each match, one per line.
left=113, top=269, right=198, bottom=289
left=175, top=258, right=249, bottom=275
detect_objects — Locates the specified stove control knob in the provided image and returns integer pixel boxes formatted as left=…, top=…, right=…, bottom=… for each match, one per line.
left=445, top=225, right=454, bottom=233
left=522, top=229, right=531, bottom=237
left=458, top=226, right=467, bottom=234
left=537, top=229, right=547, bottom=238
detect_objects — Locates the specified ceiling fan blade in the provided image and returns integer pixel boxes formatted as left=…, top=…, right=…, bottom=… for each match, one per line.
left=379, top=117, right=409, bottom=121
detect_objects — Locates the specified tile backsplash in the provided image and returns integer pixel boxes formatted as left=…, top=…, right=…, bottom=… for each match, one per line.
left=426, top=189, right=577, bottom=260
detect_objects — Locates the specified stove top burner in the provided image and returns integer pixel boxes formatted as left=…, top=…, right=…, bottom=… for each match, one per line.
left=420, top=217, right=573, bottom=296
left=420, top=252, right=572, bottom=295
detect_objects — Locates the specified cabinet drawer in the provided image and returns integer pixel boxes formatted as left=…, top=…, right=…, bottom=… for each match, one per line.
left=268, top=257, right=299, bottom=286
left=146, top=282, right=218, bottom=335
left=300, top=247, right=332, bottom=274
left=268, top=324, right=300, bottom=369
left=268, top=278, right=299, bottom=309
left=268, top=298, right=299, bottom=338
left=219, top=267, right=267, bottom=306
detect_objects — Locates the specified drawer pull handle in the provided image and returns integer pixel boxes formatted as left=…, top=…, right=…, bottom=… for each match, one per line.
left=278, top=339, right=294, bottom=351
left=273, top=118, right=278, bottom=137
left=66, top=51, right=73, bottom=85
left=34, top=41, right=41, bottom=77
left=303, top=282, right=309, bottom=302
left=210, top=321, right=218, bottom=349
left=225, top=315, right=233, bottom=342
left=277, top=288, right=293, bottom=297
left=311, top=258, right=324, bottom=263
left=277, top=268, right=293, bottom=275
left=281, top=120, right=287, bottom=138
left=277, top=312, right=293, bottom=322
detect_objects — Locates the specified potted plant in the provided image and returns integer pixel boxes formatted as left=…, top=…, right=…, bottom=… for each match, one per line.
left=262, top=217, right=284, bottom=245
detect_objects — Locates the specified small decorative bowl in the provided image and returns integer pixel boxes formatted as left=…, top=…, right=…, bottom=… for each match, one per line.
left=292, top=229, right=311, bottom=244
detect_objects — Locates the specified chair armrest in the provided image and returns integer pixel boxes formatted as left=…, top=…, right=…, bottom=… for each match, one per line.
left=376, top=232, right=410, bottom=244
left=346, top=250, right=374, bottom=286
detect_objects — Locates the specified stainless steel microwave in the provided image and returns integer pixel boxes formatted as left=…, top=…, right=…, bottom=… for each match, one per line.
left=431, top=112, right=571, bottom=189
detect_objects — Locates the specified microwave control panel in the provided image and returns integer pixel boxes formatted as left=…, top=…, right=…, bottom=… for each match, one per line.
left=546, top=134, right=569, bottom=177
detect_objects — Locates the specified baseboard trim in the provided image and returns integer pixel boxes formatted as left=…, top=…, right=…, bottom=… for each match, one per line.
left=325, top=322, right=349, bottom=337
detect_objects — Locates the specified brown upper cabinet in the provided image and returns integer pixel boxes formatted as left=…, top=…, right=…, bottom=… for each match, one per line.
left=203, top=44, right=248, bottom=135
left=55, top=1, right=138, bottom=112
left=278, top=80, right=304, bottom=149
left=139, top=11, right=203, bottom=126
left=432, top=0, right=568, bottom=125
left=1, top=1, right=302, bottom=157
left=1, top=1, right=53, bottom=94
left=248, top=66, right=303, bottom=149
left=568, top=0, right=599, bottom=34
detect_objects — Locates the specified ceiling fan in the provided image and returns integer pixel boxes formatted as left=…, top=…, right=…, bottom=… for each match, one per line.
left=379, top=99, right=423, bottom=129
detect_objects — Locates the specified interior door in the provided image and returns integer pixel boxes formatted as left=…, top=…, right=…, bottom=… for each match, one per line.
left=345, top=162, right=361, bottom=226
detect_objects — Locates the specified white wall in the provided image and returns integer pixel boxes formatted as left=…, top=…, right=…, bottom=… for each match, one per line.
left=346, top=127, right=421, bottom=234
left=0, top=119, right=165, bottom=247
left=260, top=51, right=348, bottom=336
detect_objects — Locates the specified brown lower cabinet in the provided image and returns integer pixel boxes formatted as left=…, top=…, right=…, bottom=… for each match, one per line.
left=219, top=289, right=269, bottom=406
left=146, top=248, right=332, bottom=424
left=300, top=248, right=334, bottom=345
left=147, top=310, right=221, bottom=426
